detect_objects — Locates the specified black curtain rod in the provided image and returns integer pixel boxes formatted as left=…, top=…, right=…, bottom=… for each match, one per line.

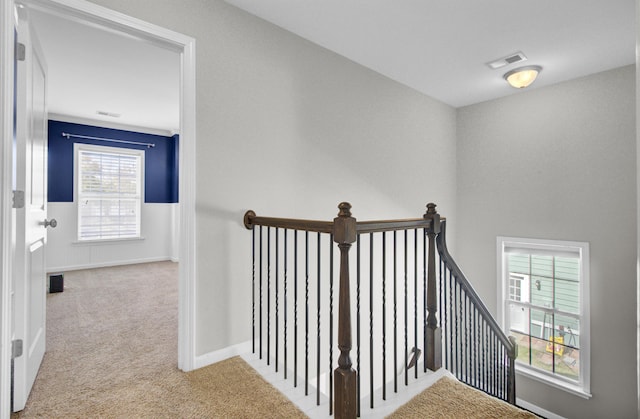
left=61, top=132, right=155, bottom=148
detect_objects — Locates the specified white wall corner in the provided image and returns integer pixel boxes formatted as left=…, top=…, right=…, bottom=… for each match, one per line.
left=517, top=398, right=566, bottom=419
left=193, top=340, right=252, bottom=370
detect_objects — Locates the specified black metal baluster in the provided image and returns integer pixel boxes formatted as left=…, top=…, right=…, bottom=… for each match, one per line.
left=468, top=295, right=472, bottom=384
left=496, top=344, right=501, bottom=399
left=393, top=231, right=398, bottom=393
left=491, top=333, right=496, bottom=394
left=494, top=334, right=498, bottom=396
left=469, top=304, right=473, bottom=386
left=317, top=233, right=321, bottom=406
left=294, top=231, right=298, bottom=387
left=500, top=345, right=504, bottom=399
left=481, top=315, right=484, bottom=390
left=369, top=233, right=374, bottom=408
left=305, top=231, right=309, bottom=396
left=496, top=341, right=500, bottom=398
left=487, top=322, right=492, bottom=393
left=469, top=297, right=473, bottom=384
left=425, top=229, right=429, bottom=373
left=463, top=287, right=468, bottom=382
left=267, top=227, right=271, bottom=366
left=480, top=320, right=485, bottom=391
left=404, top=230, right=408, bottom=387
left=500, top=344, right=507, bottom=400
left=284, top=229, right=288, bottom=380
left=260, top=226, right=263, bottom=360
left=382, top=232, right=387, bottom=401
left=497, top=336, right=501, bottom=398
left=461, top=289, right=465, bottom=381
left=483, top=321, right=488, bottom=392
left=472, top=307, right=477, bottom=387
left=252, top=227, right=256, bottom=354
left=479, top=320, right=483, bottom=391
left=442, top=262, right=450, bottom=369
left=275, top=228, right=279, bottom=372
left=461, top=291, right=465, bottom=381
left=476, top=309, right=480, bottom=388
left=493, top=334, right=500, bottom=394
left=447, top=266, right=452, bottom=372
left=454, top=278, right=458, bottom=377
left=413, top=228, right=418, bottom=379
left=464, top=293, right=468, bottom=383
left=356, top=235, right=361, bottom=418
left=329, top=233, right=334, bottom=415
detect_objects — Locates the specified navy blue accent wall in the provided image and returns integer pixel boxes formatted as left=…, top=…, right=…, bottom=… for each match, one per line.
left=48, top=120, right=179, bottom=203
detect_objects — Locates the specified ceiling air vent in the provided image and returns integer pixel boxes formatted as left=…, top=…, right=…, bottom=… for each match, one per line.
left=96, top=110, right=121, bottom=118
left=486, top=52, right=527, bottom=70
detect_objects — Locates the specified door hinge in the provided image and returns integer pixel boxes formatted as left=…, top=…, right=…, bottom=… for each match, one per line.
left=11, top=339, right=23, bottom=359
left=12, top=190, right=25, bottom=209
left=15, top=42, right=25, bottom=62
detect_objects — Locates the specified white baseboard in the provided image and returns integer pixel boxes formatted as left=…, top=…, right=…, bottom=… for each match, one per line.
left=47, top=256, right=174, bottom=273
left=194, top=340, right=252, bottom=370
left=517, top=398, right=566, bottom=419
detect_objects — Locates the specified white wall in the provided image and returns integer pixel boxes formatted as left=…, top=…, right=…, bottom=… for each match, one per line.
left=85, top=0, right=458, bottom=357
left=46, top=202, right=175, bottom=272
left=456, top=65, right=637, bottom=418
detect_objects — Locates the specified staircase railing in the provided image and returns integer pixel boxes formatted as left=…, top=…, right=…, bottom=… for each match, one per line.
left=244, top=202, right=516, bottom=418
left=436, top=220, right=517, bottom=403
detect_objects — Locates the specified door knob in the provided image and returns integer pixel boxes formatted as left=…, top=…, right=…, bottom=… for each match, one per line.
left=44, top=218, right=57, bottom=228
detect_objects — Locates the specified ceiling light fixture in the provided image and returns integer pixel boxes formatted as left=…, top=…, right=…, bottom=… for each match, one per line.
left=503, top=65, right=542, bottom=89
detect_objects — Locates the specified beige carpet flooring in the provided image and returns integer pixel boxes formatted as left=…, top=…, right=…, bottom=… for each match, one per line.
left=386, top=376, right=538, bottom=419
left=12, top=261, right=306, bottom=418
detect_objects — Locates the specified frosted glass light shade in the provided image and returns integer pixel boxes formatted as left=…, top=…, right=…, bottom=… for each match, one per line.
left=504, top=66, right=542, bottom=88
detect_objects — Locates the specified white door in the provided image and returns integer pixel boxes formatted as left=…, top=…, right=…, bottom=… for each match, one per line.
left=11, top=5, right=50, bottom=412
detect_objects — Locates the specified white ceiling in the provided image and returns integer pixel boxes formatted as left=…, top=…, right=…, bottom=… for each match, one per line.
left=26, top=1, right=636, bottom=135
left=225, top=0, right=636, bottom=107
left=29, top=9, right=180, bottom=135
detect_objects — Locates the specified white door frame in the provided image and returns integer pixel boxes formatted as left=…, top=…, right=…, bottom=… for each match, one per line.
left=0, top=1, right=197, bottom=416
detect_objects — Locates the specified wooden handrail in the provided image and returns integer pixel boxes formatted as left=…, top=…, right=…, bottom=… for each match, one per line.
left=244, top=211, right=446, bottom=234
left=244, top=210, right=333, bottom=233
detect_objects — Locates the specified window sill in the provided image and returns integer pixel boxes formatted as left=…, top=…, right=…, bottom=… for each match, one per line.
left=72, top=237, right=145, bottom=245
left=516, top=365, right=591, bottom=399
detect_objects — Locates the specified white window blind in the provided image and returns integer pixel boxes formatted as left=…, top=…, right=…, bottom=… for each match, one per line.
left=77, top=146, right=143, bottom=241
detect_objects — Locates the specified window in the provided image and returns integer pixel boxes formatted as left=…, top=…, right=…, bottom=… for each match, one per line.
left=75, top=144, right=143, bottom=241
left=497, top=237, right=590, bottom=398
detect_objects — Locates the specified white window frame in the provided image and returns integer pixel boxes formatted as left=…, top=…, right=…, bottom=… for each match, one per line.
left=74, top=143, right=144, bottom=242
left=497, top=236, right=591, bottom=399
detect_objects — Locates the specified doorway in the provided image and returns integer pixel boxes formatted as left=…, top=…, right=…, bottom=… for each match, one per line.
left=0, top=0, right=197, bottom=415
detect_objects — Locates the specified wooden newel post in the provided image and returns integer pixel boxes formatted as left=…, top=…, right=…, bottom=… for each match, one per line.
left=507, top=335, right=517, bottom=404
left=424, top=203, right=442, bottom=371
left=333, top=202, right=357, bottom=419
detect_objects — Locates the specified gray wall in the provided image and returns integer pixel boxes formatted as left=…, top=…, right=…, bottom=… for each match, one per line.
left=64, top=2, right=638, bottom=417
left=86, top=0, right=457, bottom=356
left=636, top=2, right=640, bottom=416
left=456, top=65, right=636, bottom=418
